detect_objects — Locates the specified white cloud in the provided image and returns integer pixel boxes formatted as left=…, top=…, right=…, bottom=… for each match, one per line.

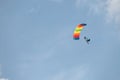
left=48, top=64, right=89, bottom=80
left=29, top=8, right=35, bottom=13
left=28, top=6, right=41, bottom=14
left=0, top=65, right=8, bottom=80
left=85, top=0, right=120, bottom=38
left=0, top=64, right=2, bottom=77
left=50, top=0, right=64, bottom=3
left=88, top=1, right=105, bottom=15
left=106, top=0, right=120, bottom=23
left=75, top=0, right=87, bottom=8
left=0, top=78, right=8, bottom=80
left=87, top=0, right=120, bottom=24
left=75, top=0, right=81, bottom=8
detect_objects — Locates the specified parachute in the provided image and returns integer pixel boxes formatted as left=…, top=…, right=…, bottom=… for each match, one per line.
left=73, top=23, right=87, bottom=40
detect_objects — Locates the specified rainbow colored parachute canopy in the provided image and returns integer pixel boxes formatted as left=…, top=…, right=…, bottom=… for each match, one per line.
left=73, top=23, right=87, bottom=40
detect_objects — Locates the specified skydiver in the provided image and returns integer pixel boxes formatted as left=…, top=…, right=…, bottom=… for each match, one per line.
left=84, top=36, right=90, bottom=44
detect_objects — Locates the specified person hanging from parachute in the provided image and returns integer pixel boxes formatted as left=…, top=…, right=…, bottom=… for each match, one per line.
left=73, top=23, right=91, bottom=44
left=84, top=36, right=90, bottom=44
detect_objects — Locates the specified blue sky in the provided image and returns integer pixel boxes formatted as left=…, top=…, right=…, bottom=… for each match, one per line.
left=0, top=0, right=120, bottom=80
